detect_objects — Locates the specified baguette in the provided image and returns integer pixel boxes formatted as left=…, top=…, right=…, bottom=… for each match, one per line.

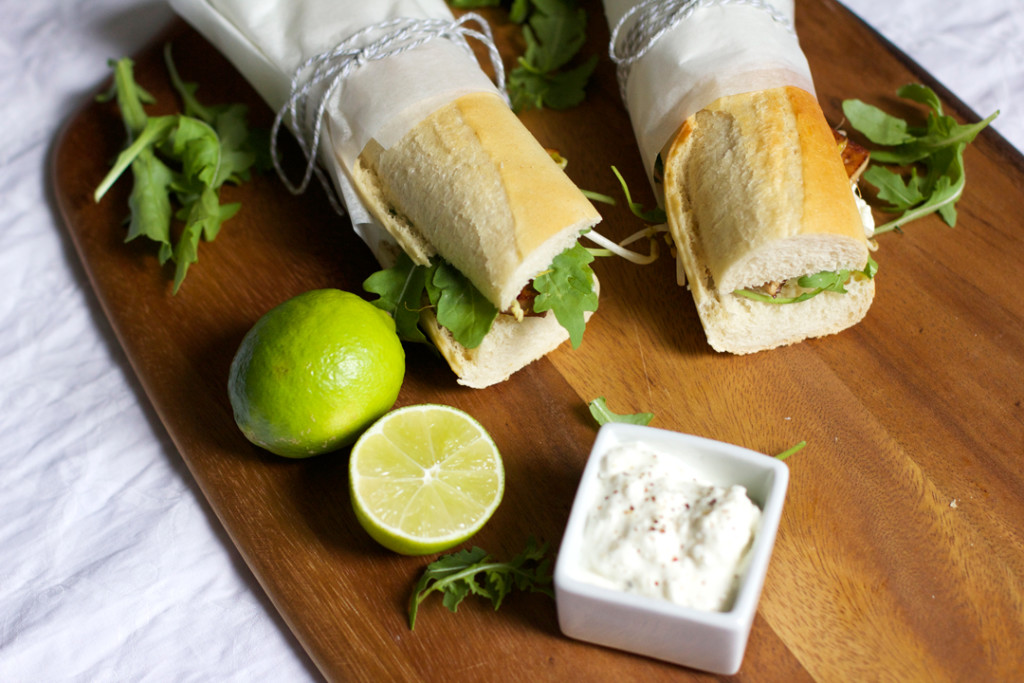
left=165, top=0, right=602, bottom=386
left=352, top=91, right=602, bottom=386
left=663, top=86, right=874, bottom=354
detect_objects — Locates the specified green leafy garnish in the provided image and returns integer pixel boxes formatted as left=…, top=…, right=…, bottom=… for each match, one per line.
left=362, top=252, right=432, bottom=345
left=842, top=84, right=998, bottom=236
left=588, top=397, right=654, bottom=426
left=508, top=0, right=597, bottom=111
left=94, top=44, right=265, bottom=292
left=456, top=0, right=596, bottom=112
left=364, top=243, right=596, bottom=350
left=363, top=252, right=498, bottom=349
left=408, top=538, right=553, bottom=629
left=532, top=243, right=598, bottom=348
left=734, top=257, right=877, bottom=305
left=427, top=260, right=500, bottom=349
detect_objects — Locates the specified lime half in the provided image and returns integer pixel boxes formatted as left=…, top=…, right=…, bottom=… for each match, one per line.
left=349, top=404, right=504, bottom=555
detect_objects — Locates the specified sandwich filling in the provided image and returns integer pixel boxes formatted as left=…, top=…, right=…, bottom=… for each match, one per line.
left=734, top=133, right=877, bottom=305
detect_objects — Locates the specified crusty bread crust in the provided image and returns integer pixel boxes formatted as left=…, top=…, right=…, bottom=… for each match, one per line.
left=352, top=91, right=601, bottom=312
left=664, top=86, right=874, bottom=354
left=689, top=274, right=874, bottom=354
left=423, top=310, right=568, bottom=389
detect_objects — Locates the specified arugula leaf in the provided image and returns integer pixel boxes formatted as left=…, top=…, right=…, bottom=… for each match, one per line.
left=532, top=243, right=597, bottom=348
left=504, top=0, right=596, bottom=112
left=125, top=148, right=175, bottom=252
left=588, top=397, right=654, bottom=426
left=842, top=84, right=997, bottom=235
left=839, top=99, right=917, bottom=148
left=522, top=0, right=585, bottom=71
left=798, top=269, right=852, bottom=294
left=170, top=116, right=222, bottom=187
left=733, top=257, right=877, bottom=305
left=364, top=254, right=498, bottom=349
left=94, top=44, right=265, bottom=293
left=408, top=537, right=553, bottom=629
left=427, top=261, right=499, bottom=349
left=363, top=252, right=431, bottom=345
left=365, top=243, right=596, bottom=350
left=95, top=115, right=177, bottom=201
left=861, top=164, right=926, bottom=212
left=510, top=55, right=597, bottom=111
left=509, top=0, right=530, bottom=22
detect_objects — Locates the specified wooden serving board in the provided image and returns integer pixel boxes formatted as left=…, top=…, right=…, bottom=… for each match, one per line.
left=53, top=1, right=1024, bottom=680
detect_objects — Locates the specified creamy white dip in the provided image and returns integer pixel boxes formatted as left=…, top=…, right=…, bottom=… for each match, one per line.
left=581, top=443, right=761, bottom=612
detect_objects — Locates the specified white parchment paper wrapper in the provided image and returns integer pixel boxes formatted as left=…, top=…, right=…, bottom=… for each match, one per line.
left=603, top=0, right=815, bottom=182
left=168, top=0, right=501, bottom=263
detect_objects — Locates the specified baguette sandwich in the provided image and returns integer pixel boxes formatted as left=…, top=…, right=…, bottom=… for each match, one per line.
left=168, top=0, right=603, bottom=388
left=353, top=91, right=603, bottom=387
left=662, top=85, right=875, bottom=354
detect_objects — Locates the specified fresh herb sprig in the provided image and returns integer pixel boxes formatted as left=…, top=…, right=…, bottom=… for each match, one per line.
left=532, top=243, right=599, bottom=347
left=408, top=538, right=553, bottom=629
left=363, top=244, right=597, bottom=350
left=450, top=0, right=597, bottom=112
left=588, top=397, right=654, bottom=426
left=364, top=252, right=497, bottom=349
left=842, top=83, right=998, bottom=236
left=508, top=0, right=597, bottom=111
left=94, top=44, right=266, bottom=292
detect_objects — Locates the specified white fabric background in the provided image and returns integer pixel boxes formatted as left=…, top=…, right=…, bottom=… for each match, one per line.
left=1, top=1, right=1020, bottom=680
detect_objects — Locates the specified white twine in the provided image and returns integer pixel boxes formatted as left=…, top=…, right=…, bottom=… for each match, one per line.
left=609, top=0, right=796, bottom=100
left=270, top=12, right=508, bottom=214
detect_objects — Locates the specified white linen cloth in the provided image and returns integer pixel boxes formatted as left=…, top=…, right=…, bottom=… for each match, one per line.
left=0, top=0, right=1020, bottom=680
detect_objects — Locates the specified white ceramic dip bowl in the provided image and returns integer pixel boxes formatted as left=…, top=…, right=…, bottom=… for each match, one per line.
left=554, top=422, right=789, bottom=675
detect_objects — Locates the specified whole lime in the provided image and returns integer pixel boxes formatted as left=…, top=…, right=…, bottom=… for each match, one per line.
left=228, top=289, right=405, bottom=458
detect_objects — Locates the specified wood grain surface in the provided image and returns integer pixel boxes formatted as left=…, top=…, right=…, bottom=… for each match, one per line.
left=52, top=0, right=1024, bottom=680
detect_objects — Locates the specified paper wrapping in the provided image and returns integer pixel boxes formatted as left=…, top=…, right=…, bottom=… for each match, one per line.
left=603, top=0, right=815, bottom=183
left=168, top=0, right=502, bottom=263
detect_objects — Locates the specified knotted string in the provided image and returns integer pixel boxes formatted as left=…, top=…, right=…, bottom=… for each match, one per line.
left=270, top=12, right=507, bottom=214
left=609, top=0, right=796, bottom=101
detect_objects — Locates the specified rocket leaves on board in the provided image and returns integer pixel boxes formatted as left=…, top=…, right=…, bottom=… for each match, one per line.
left=408, top=537, right=553, bottom=630
left=449, top=0, right=597, bottom=111
left=842, top=83, right=998, bottom=236
left=94, top=44, right=267, bottom=292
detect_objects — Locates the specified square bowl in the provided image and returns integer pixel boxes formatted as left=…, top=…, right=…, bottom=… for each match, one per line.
left=553, top=423, right=789, bottom=675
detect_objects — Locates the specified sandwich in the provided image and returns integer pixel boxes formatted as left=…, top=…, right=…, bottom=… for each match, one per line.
left=662, top=85, right=876, bottom=354
left=354, top=90, right=602, bottom=387
left=169, top=0, right=602, bottom=387
left=605, top=0, right=876, bottom=354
